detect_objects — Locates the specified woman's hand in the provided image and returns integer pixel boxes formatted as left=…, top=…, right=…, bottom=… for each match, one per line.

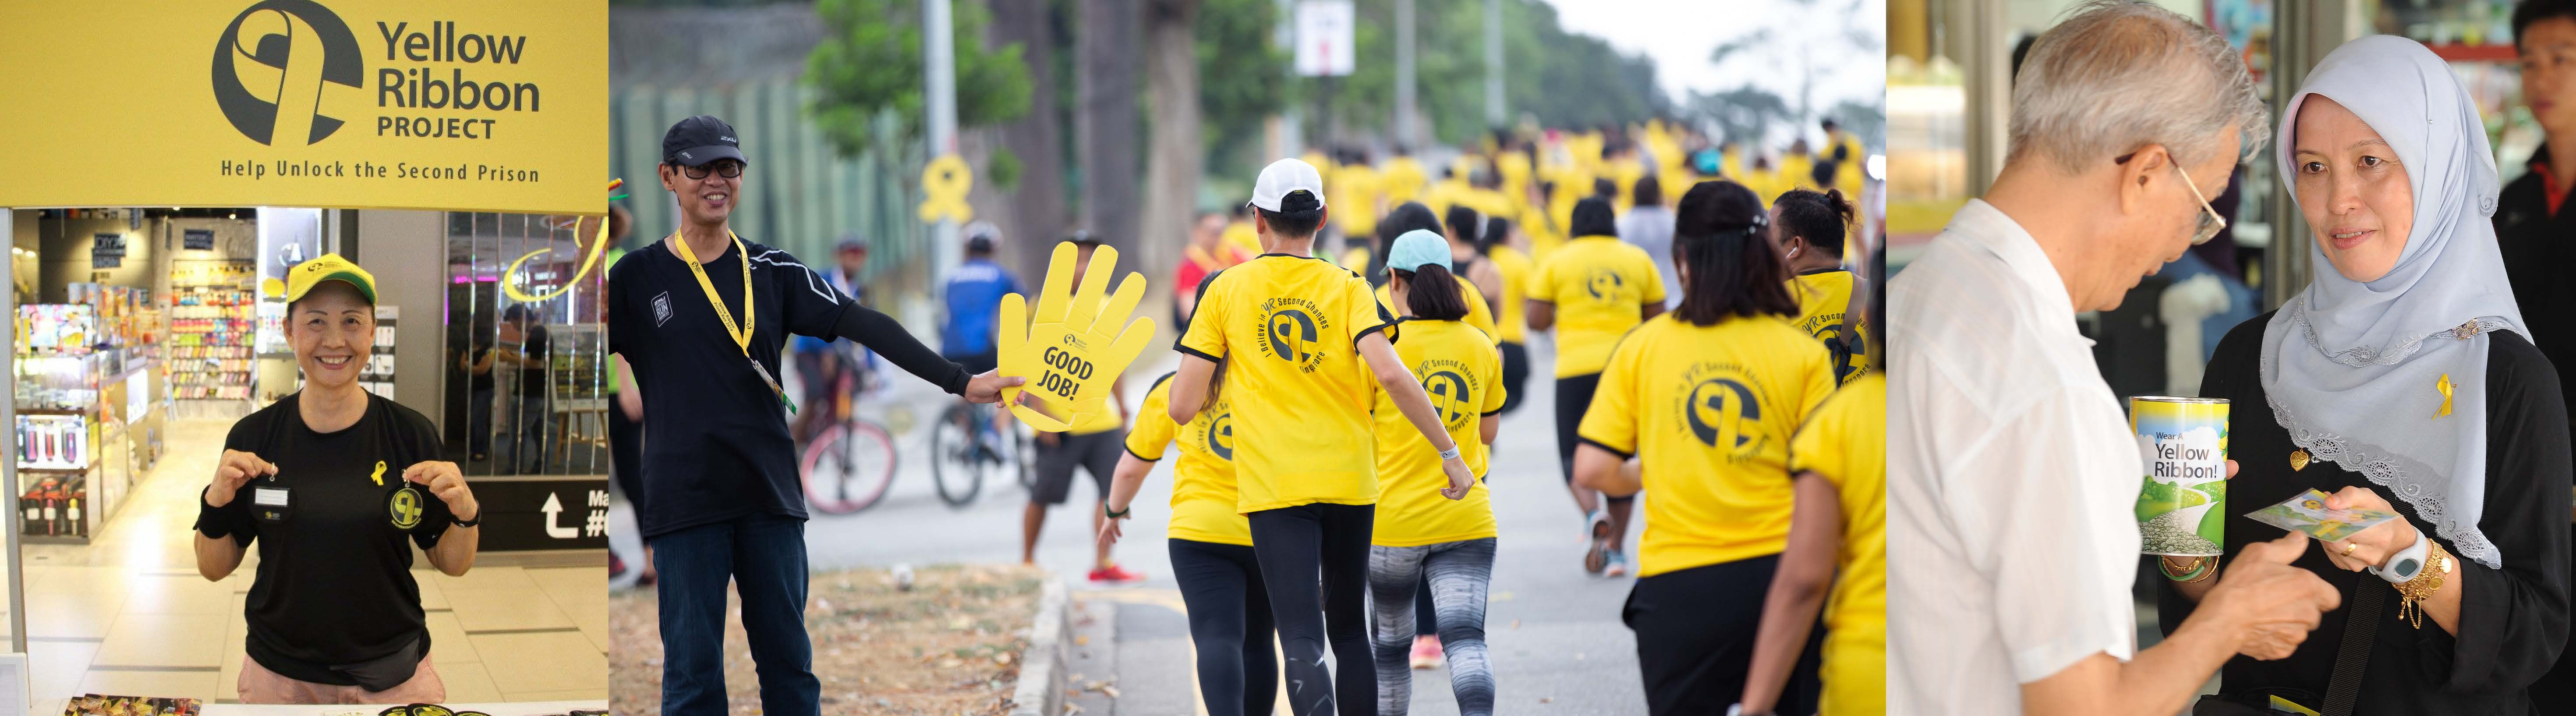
left=206, top=450, right=277, bottom=507
left=404, top=461, right=478, bottom=523
left=1097, top=506, right=1127, bottom=551
left=2319, top=486, right=2417, bottom=571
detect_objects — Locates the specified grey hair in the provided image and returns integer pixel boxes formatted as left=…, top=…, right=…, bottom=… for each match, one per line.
left=2008, top=0, right=2268, bottom=175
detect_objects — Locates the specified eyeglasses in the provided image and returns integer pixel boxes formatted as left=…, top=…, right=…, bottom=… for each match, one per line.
left=2115, top=150, right=2227, bottom=245
left=675, top=160, right=744, bottom=180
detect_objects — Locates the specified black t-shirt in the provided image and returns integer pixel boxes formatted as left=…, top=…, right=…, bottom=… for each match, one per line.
left=2164, top=315, right=2572, bottom=713
left=608, top=237, right=863, bottom=538
left=514, top=324, right=551, bottom=397
left=200, top=392, right=453, bottom=685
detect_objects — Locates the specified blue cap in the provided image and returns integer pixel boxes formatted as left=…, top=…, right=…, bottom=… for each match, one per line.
left=1386, top=229, right=1452, bottom=275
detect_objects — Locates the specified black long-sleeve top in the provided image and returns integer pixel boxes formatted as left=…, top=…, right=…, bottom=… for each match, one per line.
left=609, top=236, right=970, bottom=538
left=2160, top=313, right=2571, bottom=715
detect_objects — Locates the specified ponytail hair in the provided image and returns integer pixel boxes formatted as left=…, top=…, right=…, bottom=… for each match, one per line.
left=1773, top=188, right=1856, bottom=259
left=1392, top=264, right=1471, bottom=321
left=1672, top=180, right=1798, bottom=326
left=1201, top=358, right=1230, bottom=414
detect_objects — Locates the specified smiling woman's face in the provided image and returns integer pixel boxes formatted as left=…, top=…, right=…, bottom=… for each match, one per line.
left=2292, top=95, right=2415, bottom=282
left=285, top=282, right=375, bottom=390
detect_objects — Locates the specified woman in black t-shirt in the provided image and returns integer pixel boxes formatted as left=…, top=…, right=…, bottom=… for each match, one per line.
left=195, top=255, right=482, bottom=703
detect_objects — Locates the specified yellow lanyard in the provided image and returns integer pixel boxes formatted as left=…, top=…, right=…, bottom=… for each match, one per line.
left=669, top=230, right=754, bottom=354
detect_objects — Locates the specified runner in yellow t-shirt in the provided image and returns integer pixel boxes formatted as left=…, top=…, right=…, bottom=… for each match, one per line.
left=1023, top=236, right=1140, bottom=583
left=1571, top=180, right=1835, bottom=716
left=1381, top=149, right=1429, bottom=206
left=1097, top=370, right=1277, bottom=716
left=1331, top=150, right=1383, bottom=241
left=1526, top=196, right=1666, bottom=577
left=1365, top=230, right=1506, bottom=713
left=1771, top=188, right=1869, bottom=386
left=1741, top=247, right=1884, bottom=716
left=1168, top=159, right=1473, bottom=716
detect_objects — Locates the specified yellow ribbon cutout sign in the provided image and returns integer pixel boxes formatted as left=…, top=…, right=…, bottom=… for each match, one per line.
left=919, top=154, right=974, bottom=223
left=501, top=179, right=624, bottom=303
left=2435, top=373, right=2454, bottom=419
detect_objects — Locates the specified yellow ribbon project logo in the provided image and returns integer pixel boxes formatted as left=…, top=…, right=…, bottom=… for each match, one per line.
left=214, top=0, right=365, bottom=147
left=919, top=154, right=974, bottom=223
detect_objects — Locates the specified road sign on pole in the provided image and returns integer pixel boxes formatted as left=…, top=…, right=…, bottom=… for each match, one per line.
left=1295, top=0, right=1355, bottom=77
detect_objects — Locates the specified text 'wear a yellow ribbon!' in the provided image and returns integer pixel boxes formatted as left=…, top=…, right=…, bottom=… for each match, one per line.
left=998, top=241, right=1156, bottom=432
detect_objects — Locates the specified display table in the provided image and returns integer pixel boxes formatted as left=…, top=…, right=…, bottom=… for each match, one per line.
left=197, top=702, right=605, bottom=716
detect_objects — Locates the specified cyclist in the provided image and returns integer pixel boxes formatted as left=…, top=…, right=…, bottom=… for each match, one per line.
left=792, top=237, right=875, bottom=444
left=942, top=221, right=1024, bottom=450
left=1021, top=232, right=1142, bottom=582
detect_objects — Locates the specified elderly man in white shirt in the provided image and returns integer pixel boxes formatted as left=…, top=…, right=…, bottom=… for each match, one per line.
left=1888, top=2, right=2345, bottom=715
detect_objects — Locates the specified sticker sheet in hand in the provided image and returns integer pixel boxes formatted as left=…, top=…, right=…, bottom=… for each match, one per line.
left=2247, top=488, right=2399, bottom=542
left=998, top=241, right=1157, bottom=432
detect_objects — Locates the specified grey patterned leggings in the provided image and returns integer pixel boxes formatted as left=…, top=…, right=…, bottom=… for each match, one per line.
left=1367, top=537, right=1497, bottom=716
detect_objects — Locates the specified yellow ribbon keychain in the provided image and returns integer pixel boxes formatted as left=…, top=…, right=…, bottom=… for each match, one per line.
left=998, top=241, right=1157, bottom=432
left=919, top=154, right=974, bottom=223
left=2435, top=373, right=2454, bottom=418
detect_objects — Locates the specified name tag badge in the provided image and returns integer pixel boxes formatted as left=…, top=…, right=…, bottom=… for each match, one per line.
left=252, top=486, right=291, bottom=524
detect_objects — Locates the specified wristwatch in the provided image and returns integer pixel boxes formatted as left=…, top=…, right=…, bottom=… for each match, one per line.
left=2370, top=530, right=2430, bottom=583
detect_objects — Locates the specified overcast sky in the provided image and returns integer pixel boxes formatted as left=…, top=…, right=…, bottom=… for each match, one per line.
left=1539, top=0, right=1886, bottom=115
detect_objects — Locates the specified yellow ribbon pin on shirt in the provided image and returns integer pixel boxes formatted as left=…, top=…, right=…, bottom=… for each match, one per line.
left=370, top=460, right=388, bottom=486
left=919, top=154, right=974, bottom=223
left=2435, top=373, right=2454, bottom=418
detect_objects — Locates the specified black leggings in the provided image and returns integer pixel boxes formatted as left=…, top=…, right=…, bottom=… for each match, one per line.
left=1624, top=555, right=1825, bottom=716
left=1248, top=502, right=1376, bottom=716
left=1170, top=539, right=1278, bottom=716
left=1553, top=373, right=1631, bottom=505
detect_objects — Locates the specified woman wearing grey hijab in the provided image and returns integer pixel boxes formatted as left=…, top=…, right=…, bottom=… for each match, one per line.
left=2162, top=35, right=2570, bottom=715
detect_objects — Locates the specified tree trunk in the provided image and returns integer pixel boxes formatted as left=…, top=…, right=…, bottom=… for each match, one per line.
left=1139, top=0, right=1200, bottom=314
left=987, top=0, right=1067, bottom=283
left=1077, top=0, right=1142, bottom=255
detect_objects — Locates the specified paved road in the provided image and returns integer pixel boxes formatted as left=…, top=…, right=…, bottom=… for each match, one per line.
left=612, top=343, right=1652, bottom=715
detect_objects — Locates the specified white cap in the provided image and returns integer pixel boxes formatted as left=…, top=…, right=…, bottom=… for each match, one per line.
left=1247, top=158, right=1327, bottom=212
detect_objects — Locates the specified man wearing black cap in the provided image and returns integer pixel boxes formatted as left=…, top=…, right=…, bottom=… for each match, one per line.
left=610, top=115, right=1024, bottom=715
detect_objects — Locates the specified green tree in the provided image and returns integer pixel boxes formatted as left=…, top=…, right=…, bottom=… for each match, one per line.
left=1302, top=0, right=1671, bottom=148
left=806, top=0, right=1036, bottom=157
left=1196, top=0, right=1289, bottom=180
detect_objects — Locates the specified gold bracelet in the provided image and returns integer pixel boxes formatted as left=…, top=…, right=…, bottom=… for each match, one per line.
left=2393, top=540, right=2452, bottom=629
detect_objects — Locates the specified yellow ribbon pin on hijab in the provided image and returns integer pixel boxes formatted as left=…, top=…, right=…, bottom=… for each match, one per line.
left=2435, top=374, right=2454, bottom=419
left=370, top=460, right=388, bottom=486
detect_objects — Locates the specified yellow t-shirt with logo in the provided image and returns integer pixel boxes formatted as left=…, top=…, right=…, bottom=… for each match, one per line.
left=1528, top=236, right=1666, bottom=377
left=1576, top=313, right=1835, bottom=578
left=1381, top=157, right=1428, bottom=206
left=1790, top=268, right=1870, bottom=387
left=1369, top=319, right=1504, bottom=547
left=1332, top=165, right=1383, bottom=236
left=1488, top=246, right=1532, bottom=344
left=1178, top=255, right=1391, bottom=513
left=1375, top=280, right=1498, bottom=344
left=1789, top=372, right=1886, bottom=716
left=1123, top=372, right=1254, bottom=546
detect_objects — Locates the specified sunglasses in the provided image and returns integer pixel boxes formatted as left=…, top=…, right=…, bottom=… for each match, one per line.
left=2115, top=150, right=2226, bottom=245
left=673, top=160, right=744, bottom=180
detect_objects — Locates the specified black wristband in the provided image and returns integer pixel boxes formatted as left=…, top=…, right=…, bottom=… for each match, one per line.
left=452, top=514, right=481, bottom=528
left=194, top=486, right=244, bottom=539
left=1105, top=503, right=1130, bottom=519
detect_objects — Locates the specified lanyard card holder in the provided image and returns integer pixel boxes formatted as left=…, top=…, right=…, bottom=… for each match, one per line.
left=251, top=474, right=292, bottom=524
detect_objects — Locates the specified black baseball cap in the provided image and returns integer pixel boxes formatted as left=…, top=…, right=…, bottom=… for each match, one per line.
left=662, top=115, right=747, bottom=168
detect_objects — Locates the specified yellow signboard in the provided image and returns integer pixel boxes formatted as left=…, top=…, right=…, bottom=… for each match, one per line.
left=0, top=0, right=606, bottom=215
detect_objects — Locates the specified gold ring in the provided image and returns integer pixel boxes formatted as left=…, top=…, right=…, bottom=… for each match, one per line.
left=2341, top=542, right=2359, bottom=557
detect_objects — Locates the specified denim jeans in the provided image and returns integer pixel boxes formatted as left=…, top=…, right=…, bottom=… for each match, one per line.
left=650, top=514, right=819, bottom=716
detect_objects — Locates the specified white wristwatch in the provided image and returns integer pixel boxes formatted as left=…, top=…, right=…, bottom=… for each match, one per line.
left=2370, top=530, right=2431, bottom=583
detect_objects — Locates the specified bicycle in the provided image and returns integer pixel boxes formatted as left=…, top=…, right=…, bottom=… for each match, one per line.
left=929, top=397, right=1033, bottom=507
left=798, top=346, right=899, bottom=514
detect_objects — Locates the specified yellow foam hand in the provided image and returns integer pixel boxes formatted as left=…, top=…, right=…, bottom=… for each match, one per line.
left=999, top=241, right=1158, bottom=432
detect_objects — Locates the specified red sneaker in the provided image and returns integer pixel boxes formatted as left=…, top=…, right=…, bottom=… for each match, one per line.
left=1409, top=634, right=1445, bottom=669
left=1088, top=564, right=1146, bottom=584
